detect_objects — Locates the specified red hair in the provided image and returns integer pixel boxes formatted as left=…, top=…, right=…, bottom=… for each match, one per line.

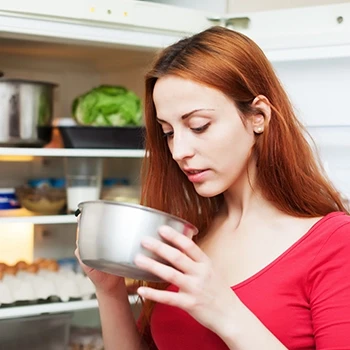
left=138, top=26, right=349, bottom=343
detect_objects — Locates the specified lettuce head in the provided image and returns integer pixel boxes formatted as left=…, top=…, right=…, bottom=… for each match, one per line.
left=72, top=85, right=143, bottom=126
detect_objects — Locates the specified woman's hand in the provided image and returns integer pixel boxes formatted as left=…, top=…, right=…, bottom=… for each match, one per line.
left=75, top=245, right=126, bottom=299
left=134, top=225, right=238, bottom=336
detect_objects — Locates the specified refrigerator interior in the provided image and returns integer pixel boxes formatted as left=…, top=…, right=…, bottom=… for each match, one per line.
left=0, top=37, right=149, bottom=330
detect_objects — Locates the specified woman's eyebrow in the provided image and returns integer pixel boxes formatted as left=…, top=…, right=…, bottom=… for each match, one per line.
left=156, top=108, right=214, bottom=123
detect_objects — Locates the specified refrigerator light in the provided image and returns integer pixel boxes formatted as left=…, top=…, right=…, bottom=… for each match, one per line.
left=0, top=223, right=34, bottom=265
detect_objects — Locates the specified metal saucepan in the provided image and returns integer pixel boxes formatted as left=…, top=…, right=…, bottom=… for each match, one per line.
left=76, top=200, right=199, bottom=282
left=0, top=79, right=57, bottom=147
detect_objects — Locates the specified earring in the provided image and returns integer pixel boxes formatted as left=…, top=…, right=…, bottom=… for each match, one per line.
left=256, top=127, right=264, bottom=134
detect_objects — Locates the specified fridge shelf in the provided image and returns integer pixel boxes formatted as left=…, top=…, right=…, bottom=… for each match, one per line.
left=0, top=296, right=139, bottom=320
left=0, top=213, right=77, bottom=225
left=0, top=147, right=146, bottom=158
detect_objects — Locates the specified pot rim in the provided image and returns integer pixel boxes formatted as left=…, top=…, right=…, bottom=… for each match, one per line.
left=0, top=78, right=58, bottom=87
left=77, top=200, right=199, bottom=235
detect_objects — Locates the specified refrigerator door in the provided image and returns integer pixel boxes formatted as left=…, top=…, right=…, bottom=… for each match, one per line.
left=222, top=3, right=350, bottom=61
left=0, top=0, right=213, bottom=38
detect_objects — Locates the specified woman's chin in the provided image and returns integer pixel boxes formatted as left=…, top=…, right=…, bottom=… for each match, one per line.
left=193, top=183, right=223, bottom=198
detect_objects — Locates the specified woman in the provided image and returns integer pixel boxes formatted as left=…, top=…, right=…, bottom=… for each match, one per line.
left=77, top=26, right=350, bottom=349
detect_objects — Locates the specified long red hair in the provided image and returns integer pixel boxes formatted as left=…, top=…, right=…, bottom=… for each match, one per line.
left=138, top=25, right=349, bottom=343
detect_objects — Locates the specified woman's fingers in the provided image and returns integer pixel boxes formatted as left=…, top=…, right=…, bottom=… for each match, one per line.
left=136, top=225, right=209, bottom=279
left=75, top=247, right=95, bottom=276
left=137, top=286, right=189, bottom=307
left=139, top=235, right=194, bottom=273
left=134, top=253, right=187, bottom=286
left=158, top=225, right=207, bottom=263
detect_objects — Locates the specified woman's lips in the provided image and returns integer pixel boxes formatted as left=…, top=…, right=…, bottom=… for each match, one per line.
left=185, top=169, right=209, bottom=183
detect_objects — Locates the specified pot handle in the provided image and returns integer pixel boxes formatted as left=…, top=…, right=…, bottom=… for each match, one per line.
left=74, top=208, right=81, bottom=217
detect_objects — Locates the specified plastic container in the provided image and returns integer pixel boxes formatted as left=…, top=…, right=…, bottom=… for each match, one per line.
left=0, top=313, right=72, bottom=350
left=0, top=188, right=21, bottom=210
left=58, top=126, right=145, bottom=149
left=56, top=257, right=80, bottom=272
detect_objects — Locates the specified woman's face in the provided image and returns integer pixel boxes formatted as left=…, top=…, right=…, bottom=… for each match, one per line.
left=153, top=75, right=260, bottom=198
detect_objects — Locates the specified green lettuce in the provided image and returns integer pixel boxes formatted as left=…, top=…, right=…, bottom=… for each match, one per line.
left=72, top=85, right=143, bottom=126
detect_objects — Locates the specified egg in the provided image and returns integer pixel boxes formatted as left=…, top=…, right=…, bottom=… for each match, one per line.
left=4, top=266, right=17, bottom=276
left=15, top=260, right=29, bottom=271
left=0, top=263, right=8, bottom=272
left=25, top=264, right=39, bottom=274
left=46, top=261, right=59, bottom=272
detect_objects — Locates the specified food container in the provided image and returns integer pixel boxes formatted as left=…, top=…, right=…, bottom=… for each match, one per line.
left=76, top=201, right=198, bottom=282
left=58, top=126, right=145, bottom=149
left=0, top=188, right=21, bottom=210
left=16, top=185, right=66, bottom=215
left=0, top=79, right=57, bottom=147
left=0, top=313, right=72, bottom=350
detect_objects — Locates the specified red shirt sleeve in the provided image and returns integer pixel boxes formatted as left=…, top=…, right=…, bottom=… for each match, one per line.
left=307, top=222, right=350, bottom=349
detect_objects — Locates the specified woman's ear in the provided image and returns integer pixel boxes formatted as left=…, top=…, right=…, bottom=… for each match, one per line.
left=250, top=95, right=271, bottom=134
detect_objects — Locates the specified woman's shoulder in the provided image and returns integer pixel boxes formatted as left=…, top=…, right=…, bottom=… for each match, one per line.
left=308, top=211, right=350, bottom=264
left=316, top=211, right=350, bottom=233
left=307, top=212, right=350, bottom=294
left=296, top=211, right=350, bottom=263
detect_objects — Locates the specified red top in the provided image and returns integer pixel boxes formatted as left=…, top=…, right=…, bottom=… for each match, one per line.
left=150, top=212, right=350, bottom=349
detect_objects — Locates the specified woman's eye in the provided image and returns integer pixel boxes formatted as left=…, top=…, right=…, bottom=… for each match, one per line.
left=191, top=123, right=210, bottom=133
left=162, top=131, right=174, bottom=138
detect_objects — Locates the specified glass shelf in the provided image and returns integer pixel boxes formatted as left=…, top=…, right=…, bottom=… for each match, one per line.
left=0, top=295, right=139, bottom=320
left=0, top=148, right=145, bottom=158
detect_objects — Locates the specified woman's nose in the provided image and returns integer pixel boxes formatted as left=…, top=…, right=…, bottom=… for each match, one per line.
left=170, top=134, right=194, bottom=162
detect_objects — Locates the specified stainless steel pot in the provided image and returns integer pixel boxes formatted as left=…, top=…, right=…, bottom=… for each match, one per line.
left=76, top=200, right=199, bottom=282
left=0, top=79, right=57, bottom=147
